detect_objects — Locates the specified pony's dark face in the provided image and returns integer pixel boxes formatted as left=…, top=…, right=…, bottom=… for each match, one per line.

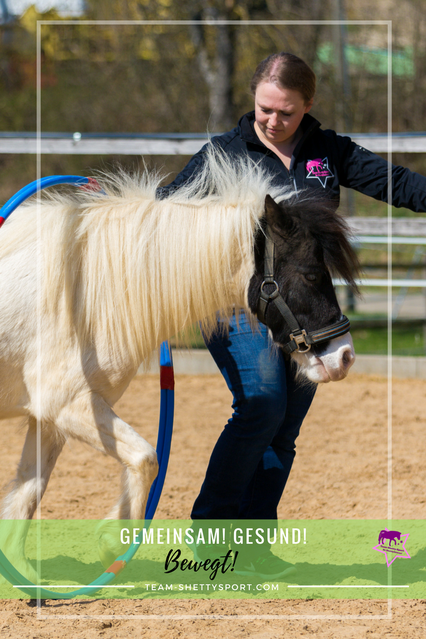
left=247, top=195, right=359, bottom=351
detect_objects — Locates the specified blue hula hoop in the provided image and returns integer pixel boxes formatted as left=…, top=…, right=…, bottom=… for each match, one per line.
left=0, top=177, right=175, bottom=598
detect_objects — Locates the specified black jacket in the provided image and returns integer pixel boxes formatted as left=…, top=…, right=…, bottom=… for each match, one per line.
left=160, top=111, right=426, bottom=212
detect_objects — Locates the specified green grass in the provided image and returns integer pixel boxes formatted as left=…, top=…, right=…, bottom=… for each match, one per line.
left=351, top=324, right=426, bottom=356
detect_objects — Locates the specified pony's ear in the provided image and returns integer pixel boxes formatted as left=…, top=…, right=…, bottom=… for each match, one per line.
left=264, top=194, right=293, bottom=237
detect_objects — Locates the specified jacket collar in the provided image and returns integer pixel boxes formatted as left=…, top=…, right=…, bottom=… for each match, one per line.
left=239, top=111, right=321, bottom=149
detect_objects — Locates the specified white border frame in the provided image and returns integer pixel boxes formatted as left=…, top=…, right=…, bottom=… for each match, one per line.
left=34, top=18, right=394, bottom=621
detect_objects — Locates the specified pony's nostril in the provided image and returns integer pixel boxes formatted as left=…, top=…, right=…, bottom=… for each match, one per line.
left=342, top=348, right=354, bottom=368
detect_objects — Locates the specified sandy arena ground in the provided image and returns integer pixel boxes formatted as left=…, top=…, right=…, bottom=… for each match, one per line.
left=0, top=371, right=424, bottom=638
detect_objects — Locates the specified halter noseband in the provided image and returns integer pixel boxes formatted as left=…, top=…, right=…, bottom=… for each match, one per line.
left=257, top=226, right=351, bottom=355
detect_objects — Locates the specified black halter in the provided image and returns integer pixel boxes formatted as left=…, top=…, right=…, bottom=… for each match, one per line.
left=257, top=226, right=351, bottom=355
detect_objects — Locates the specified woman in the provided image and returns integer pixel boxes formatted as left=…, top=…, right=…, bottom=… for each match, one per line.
left=159, top=52, right=426, bottom=580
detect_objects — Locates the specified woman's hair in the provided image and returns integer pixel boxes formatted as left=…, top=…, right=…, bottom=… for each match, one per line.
left=250, top=52, right=316, bottom=104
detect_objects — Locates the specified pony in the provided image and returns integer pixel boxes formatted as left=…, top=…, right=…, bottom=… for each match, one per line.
left=0, top=145, right=358, bottom=576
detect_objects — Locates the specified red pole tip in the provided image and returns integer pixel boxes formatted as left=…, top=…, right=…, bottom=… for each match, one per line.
left=79, top=177, right=102, bottom=192
left=160, top=365, right=175, bottom=390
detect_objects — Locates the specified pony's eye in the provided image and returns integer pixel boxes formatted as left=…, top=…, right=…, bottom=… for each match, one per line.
left=305, top=274, right=317, bottom=282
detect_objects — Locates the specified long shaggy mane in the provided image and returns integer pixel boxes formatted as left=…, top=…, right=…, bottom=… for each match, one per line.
left=0, top=145, right=291, bottom=369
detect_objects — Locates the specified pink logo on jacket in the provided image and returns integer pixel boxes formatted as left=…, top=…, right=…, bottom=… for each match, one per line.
left=306, top=158, right=334, bottom=187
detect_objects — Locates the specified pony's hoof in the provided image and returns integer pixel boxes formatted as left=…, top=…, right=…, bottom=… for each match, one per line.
left=98, top=542, right=117, bottom=570
left=97, top=521, right=129, bottom=569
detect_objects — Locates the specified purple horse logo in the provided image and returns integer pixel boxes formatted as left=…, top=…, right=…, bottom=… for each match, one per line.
left=378, top=530, right=401, bottom=546
left=373, top=528, right=411, bottom=567
left=306, top=158, right=334, bottom=187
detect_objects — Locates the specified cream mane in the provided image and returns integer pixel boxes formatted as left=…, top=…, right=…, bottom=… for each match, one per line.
left=0, top=145, right=290, bottom=369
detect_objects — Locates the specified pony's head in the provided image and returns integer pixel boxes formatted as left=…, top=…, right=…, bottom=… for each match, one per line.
left=247, top=194, right=360, bottom=383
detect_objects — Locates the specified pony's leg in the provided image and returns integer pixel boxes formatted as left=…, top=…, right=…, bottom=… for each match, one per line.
left=55, top=392, right=158, bottom=566
left=2, top=416, right=65, bottom=520
left=1, top=416, right=65, bottom=581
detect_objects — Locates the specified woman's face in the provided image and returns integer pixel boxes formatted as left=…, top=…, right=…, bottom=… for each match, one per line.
left=254, top=82, right=313, bottom=146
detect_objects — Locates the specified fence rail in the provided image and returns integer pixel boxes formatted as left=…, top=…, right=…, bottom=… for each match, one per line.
left=348, top=217, right=426, bottom=237
left=1, top=131, right=426, bottom=155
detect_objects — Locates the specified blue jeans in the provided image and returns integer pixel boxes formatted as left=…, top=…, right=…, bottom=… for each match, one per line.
left=191, top=312, right=317, bottom=521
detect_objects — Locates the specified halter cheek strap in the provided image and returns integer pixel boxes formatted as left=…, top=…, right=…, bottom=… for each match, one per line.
left=257, top=226, right=351, bottom=355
